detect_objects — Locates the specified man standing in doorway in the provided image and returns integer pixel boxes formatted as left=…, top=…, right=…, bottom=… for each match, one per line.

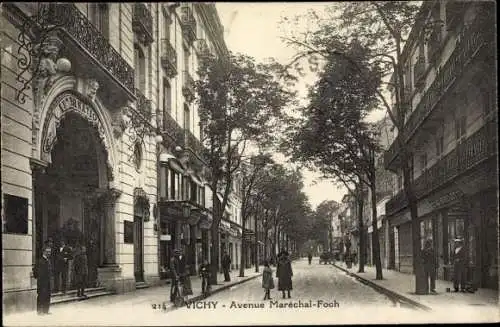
left=34, top=244, right=53, bottom=315
left=54, top=239, right=73, bottom=293
left=452, top=238, right=467, bottom=292
left=222, top=250, right=231, bottom=282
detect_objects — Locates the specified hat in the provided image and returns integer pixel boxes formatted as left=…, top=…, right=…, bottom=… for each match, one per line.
left=173, top=249, right=181, bottom=255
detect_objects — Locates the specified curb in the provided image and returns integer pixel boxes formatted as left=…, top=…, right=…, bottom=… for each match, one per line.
left=332, top=263, right=432, bottom=311
left=165, top=273, right=262, bottom=312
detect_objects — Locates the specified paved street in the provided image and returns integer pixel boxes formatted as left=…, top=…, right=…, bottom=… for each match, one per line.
left=5, top=258, right=422, bottom=326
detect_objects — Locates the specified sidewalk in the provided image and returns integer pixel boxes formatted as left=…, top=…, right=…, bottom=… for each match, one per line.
left=334, top=262, right=499, bottom=313
left=4, top=266, right=263, bottom=326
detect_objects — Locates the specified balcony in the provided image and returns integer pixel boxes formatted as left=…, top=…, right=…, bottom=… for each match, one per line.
left=162, top=113, right=184, bottom=147
left=180, top=6, right=197, bottom=44
left=384, top=15, right=491, bottom=171
left=386, top=120, right=497, bottom=216
left=185, top=129, right=205, bottom=156
left=182, top=71, right=196, bottom=102
left=132, top=3, right=154, bottom=45
left=135, top=88, right=152, bottom=117
left=161, top=39, right=177, bottom=78
left=42, top=3, right=135, bottom=100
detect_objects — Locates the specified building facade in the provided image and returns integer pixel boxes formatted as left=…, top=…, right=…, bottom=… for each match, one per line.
left=1, top=2, right=230, bottom=314
left=384, top=1, right=497, bottom=289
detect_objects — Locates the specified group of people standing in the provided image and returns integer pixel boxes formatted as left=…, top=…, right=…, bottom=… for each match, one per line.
left=262, top=249, right=294, bottom=300
left=35, top=239, right=91, bottom=315
left=422, top=237, right=471, bottom=294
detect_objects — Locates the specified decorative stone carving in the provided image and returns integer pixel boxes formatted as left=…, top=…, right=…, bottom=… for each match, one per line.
left=111, top=106, right=130, bottom=139
left=86, top=79, right=100, bottom=101
left=32, top=33, right=64, bottom=109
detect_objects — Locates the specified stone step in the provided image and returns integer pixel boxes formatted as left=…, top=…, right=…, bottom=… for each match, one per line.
left=51, top=287, right=115, bottom=305
left=135, top=282, right=150, bottom=290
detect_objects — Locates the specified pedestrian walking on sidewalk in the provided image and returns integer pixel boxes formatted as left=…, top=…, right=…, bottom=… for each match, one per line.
left=452, top=238, right=467, bottom=292
left=262, top=260, right=274, bottom=300
left=222, top=250, right=231, bottom=282
left=34, top=243, right=53, bottom=315
left=73, top=245, right=89, bottom=298
left=54, top=239, right=73, bottom=293
left=422, top=239, right=437, bottom=294
left=307, top=252, right=312, bottom=265
left=276, top=250, right=293, bottom=299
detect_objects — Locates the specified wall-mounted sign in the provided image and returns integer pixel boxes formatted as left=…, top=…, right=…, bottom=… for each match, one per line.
left=160, top=234, right=171, bottom=241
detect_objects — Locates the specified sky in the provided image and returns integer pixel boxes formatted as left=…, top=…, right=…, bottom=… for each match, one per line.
left=215, top=2, right=350, bottom=209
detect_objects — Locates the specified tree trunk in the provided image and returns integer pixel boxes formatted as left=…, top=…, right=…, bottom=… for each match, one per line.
left=255, top=213, right=259, bottom=272
left=370, top=183, right=383, bottom=280
left=210, top=183, right=220, bottom=285
left=239, top=228, right=246, bottom=277
left=264, top=228, right=269, bottom=263
left=357, top=187, right=365, bottom=273
left=401, top=150, right=426, bottom=294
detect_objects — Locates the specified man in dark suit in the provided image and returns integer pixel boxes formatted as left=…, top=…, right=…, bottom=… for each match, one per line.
left=34, top=244, right=53, bottom=315
left=221, top=250, right=231, bottom=282
left=170, top=249, right=187, bottom=302
left=54, top=239, right=72, bottom=293
left=452, top=238, right=467, bottom=292
left=422, top=239, right=437, bottom=294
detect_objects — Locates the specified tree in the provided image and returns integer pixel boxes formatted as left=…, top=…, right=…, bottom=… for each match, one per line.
left=195, top=53, right=295, bottom=284
left=238, top=153, right=274, bottom=277
left=283, top=41, right=385, bottom=278
left=280, top=1, right=430, bottom=291
left=310, top=200, right=339, bottom=251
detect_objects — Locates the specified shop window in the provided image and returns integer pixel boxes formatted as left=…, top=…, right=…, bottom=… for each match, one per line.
left=420, top=219, right=433, bottom=249
left=447, top=217, right=464, bottom=264
left=3, top=194, right=28, bottom=234
left=124, top=221, right=134, bottom=243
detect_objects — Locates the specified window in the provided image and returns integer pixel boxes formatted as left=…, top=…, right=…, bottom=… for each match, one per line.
left=455, top=115, right=467, bottom=140
left=419, top=153, right=428, bottom=171
left=190, top=179, right=197, bottom=202
left=169, top=169, right=182, bottom=200
left=183, top=46, right=190, bottom=73
left=164, top=15, right=171, bottom=41
left=447, top=217, right=464, bottom=264
left=133, top=142, right=142, bottom=171
left=134, top=45, right=146, bottom=92
left=163, top=78, right=172, bottom=115
left=3, top=194, right=28, bottom=234
left=184, top=103, right=190, bottom=131
left=90, top=3, right=109, bottom=39
left=435, top=136, right=444, bottom=156
left=124, top=221, right=134, bottom=243
left=420, top=218, right=433, bottom=249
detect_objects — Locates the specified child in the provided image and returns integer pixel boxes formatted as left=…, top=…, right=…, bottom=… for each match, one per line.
left=199, top=259, right=210, bottom=296
left=262, top=260, right=274, bottom=300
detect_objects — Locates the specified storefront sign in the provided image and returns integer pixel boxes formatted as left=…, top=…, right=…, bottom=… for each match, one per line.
left=160, top=234, right=171, bottom=241
left=429, top=190, right=463, bottom=210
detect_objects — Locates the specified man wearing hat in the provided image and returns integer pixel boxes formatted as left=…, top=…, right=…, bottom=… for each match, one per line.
left=170, top=249, right=186, bottom=302
left=452, top=238, right=467, bottom=292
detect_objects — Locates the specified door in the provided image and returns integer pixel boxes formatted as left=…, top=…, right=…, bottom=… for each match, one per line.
left=134, top=215, right=144, bottom=282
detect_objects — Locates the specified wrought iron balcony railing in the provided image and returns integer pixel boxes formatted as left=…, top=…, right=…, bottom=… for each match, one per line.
left=386, top=119, right=497, bottom=215
left=45, top=3, right=135, bottom=94
left=180, top=6, right=197, bottom=44
left=132, top=3, right=154, bottom=45
left=384, top=15, right=491, bottom=171
left=135, top=88, right=152, bottom=116
left=161, top=38, right=177, bottom=78
left=162, top=112, right=184, bottom=146
left=182, top=71, right=196, bottom=102
left=185, top=129, right=204, bottom=156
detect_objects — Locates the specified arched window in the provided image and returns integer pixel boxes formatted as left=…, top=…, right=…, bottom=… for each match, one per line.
left=90, top=3, right=109, bottom=39
left=134, top=45, right=146, bottom=92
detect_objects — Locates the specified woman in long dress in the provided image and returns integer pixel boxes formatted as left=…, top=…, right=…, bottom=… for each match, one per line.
left=276, top=250, right=293, bottom=299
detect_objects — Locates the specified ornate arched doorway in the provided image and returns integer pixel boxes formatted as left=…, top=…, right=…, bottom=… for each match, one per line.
left=34, top=107, right=114, bottom=294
